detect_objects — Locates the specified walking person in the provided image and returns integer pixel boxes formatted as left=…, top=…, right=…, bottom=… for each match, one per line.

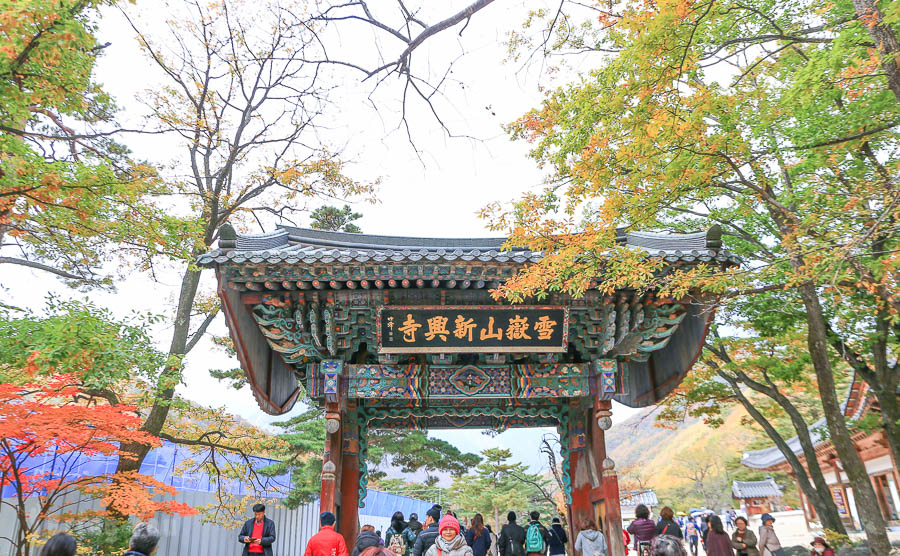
left=702, top=516, right=733, bottom=556
left=655, top=507, right=682, bottom=540
left=305, top=512, right=350, bottom=556
left=626, top=504, right=656, bottom=554
left=40, top=533, right=77, bottom=556
left=699, top=517, right=710, bottom=553
left=547, top=517, right=568, bottom=556
left=466, top=513, right=492, bottom=556
left=756, top=514, right=783, bottom=556
left=726, top=511, right=736, bottom=533
left=573, top=517, right=608, bottom=556
left=124, top=523, right=161, bottom=556
left=239, top=503, right=276, bottom=556
left=730, top=516, right=758, bottom=556
left=413, top=506, right=444, bottom=556
left=498, top=512, right=526, bottom=556
left=425, top=515, right=475, bottom=556
left=486, top=525, right=500, bottom=556
left=388, top=515, right=409, bottom=556
left=353, top=525, right=381, bottom=556
left=809, top=537, right=834, bottom=556
left=524, top=511, right=552, bottom=556
left=683, top=520, right=699, bottom=556
left=403, top=514, right=423, bottom=556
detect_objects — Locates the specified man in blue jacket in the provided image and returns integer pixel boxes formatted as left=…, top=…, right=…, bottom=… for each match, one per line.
left=239, top=503, right=276, bottom=556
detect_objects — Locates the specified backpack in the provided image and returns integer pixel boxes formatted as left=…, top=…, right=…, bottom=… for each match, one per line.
left=389, top=532, right=406, bottom=555
left=508, top=536, right=526, bottom=556
left=525, top=524, right=545, bottom=553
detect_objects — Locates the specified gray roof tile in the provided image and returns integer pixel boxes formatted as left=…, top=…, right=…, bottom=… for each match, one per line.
left=197, top=225, right=741, bottom=267
left=732, top=478, right=783, bottom=499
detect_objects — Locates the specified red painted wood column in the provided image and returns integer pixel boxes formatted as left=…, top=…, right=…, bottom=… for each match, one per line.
left=567, top=403, right=593, bottom=534
left=339, top=403, right=361, bottom=550
left=594, top=399, right=625, bottom=556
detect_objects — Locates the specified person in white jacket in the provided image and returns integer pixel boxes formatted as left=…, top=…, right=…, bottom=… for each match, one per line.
left=573, top=519, right=608, bottom=556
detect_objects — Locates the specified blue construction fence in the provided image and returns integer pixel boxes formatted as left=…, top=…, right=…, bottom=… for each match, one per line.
left=0, top=440, right=291, bottom=499
left=2, top=440, right=434, bottom=519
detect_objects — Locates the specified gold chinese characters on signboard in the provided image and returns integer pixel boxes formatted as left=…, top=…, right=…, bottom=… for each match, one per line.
left=379, top=306, right=568, bottom=353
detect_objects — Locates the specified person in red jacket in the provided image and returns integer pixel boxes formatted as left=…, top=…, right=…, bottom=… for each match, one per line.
left=305, top=512, right=351, bottom=556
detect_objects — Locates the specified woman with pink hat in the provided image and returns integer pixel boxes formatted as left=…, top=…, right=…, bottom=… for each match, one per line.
left=808, top=537, right=834, bottom=556
left=425, top=515, right=475, bottom=556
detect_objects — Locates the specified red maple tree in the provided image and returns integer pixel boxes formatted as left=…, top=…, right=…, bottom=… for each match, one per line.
left=0, top=375, right=196, bottom=556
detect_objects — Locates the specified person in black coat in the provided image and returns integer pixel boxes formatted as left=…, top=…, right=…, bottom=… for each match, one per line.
left=498, top=512, right=526, bottom=556
left=547, top=518, right=568, bottom=556
left=352, top=525, right=381, bottom=556
left=413, top=505, right=443, bottom=556
left=239, top=503, right=276, bottom=556
left=655, top=507, right=683, bottom=540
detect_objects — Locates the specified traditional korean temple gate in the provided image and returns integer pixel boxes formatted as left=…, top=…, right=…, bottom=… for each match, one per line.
left=199, top=225, right=738, bottom=556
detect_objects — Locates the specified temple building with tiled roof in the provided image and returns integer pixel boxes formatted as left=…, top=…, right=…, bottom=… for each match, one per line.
left=741, top=377, right=899, bottom=529
left=732, top=478, right=784, bottom=516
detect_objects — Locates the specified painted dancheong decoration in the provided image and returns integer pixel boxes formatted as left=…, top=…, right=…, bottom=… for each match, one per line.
left=199, top=224, right=738, bottom=556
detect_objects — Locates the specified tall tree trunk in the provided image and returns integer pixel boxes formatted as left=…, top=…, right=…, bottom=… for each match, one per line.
left=721, top=373, right=848, bottom=535
left=799, top=283, right=890, bottom=554
left=115, top=263, right=203, bottom=474
left=852, top=0, right=900, bottom=103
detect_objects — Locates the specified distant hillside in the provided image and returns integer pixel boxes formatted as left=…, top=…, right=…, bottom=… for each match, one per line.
left=607, top=404, right=763, bottom=492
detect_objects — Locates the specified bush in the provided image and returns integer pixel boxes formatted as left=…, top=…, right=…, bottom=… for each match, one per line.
left=75, top=520, right=132, bottom=555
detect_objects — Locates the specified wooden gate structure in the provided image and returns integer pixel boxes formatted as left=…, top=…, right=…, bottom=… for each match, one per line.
left=199, top=225, right=738, bottom=556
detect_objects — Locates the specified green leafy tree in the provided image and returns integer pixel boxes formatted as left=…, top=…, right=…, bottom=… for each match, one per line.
left=265, top=409, right=480, bottom=508
left=310, top=204, right=363, bottom=233
left=657, top=305, right=851, bottom=534
left=495, top=1, right=900, bottom=551
left=448, top=448, right=556, bottom=531
left=0, top=297, right=166, bottom=391
left=0, top=0, right=190, bottom=285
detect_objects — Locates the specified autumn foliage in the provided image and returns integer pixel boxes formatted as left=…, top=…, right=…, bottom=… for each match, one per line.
left=0, top=376, right=195, bottom=555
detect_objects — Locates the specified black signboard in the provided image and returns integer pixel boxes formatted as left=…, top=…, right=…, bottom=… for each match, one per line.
left=377, top=306, right=569, bottom=353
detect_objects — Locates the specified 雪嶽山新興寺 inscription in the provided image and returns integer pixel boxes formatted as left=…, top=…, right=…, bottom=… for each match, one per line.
left=378, top=306, right=568, bottom=353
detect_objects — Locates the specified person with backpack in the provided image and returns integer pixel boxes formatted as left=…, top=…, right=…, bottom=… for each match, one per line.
left=387, top=512, right=408, bottom=555
left=573, top=517, right=608, bottom=556
left=547, top=517, right=568, bottom=556
left=403, top=513, right=423, bottom=556
left=524, top=511, right=552, bottom=556
left=498, top=512, right=526, bottom=556
left=683, top=520, right=699, bottom=556
left=425, top=515, right=474, bottom=556
left=465, top=513, right=492, bottom=556
left=655, top=507, right=682, bottom=540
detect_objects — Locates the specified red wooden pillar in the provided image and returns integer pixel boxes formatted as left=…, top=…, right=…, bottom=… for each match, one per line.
left=567, top=403, right=593, bottom=534
left=339, top=404, right=361, bottom=550
left=594, top=399, right=625, bottom=556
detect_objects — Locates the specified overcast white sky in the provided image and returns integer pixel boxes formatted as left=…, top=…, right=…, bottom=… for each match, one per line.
left=0, top=0, right=643, bottom=478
